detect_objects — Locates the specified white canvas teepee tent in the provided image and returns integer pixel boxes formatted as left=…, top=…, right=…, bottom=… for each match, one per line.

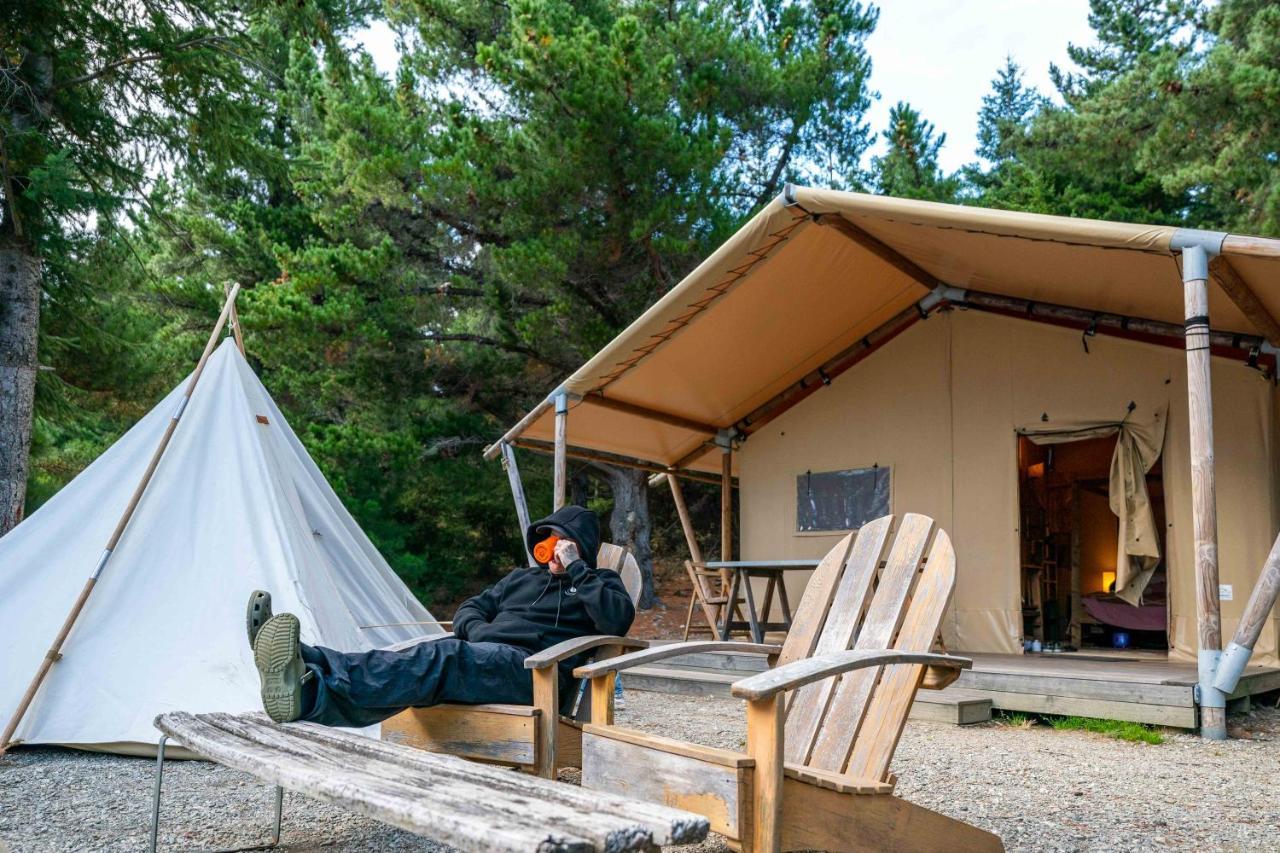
left=0, top=339, right=442, bottom=752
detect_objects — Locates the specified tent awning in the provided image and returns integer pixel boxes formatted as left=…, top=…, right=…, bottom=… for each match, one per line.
left=489, top=186, right=1280, bottom=475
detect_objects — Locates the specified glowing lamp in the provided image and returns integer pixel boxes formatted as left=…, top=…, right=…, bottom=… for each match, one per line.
left=1102, top=571, right=1117, bottom=593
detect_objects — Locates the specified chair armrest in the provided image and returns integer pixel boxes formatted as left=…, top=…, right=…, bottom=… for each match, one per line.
left=524, top=636, right=647, bottom=670
left=574, top=641, right=781, bottom=679
left=730, top=650, right=972, bottom=701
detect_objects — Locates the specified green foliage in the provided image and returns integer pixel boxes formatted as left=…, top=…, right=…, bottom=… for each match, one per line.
left=871, top=102, right=960, bottom=202
left=22, top=0, right=879, bottom=608
left=19, top=0, right=1280, bottom=613
left=994, top=710, right=1033, bottom=728
left=1047, top=715, right=1165, bottom=744
left=965, top=0, right=1280, bottom=234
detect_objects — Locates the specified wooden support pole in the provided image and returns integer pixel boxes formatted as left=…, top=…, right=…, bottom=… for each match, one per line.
left=746, top=695, right=784, bottom=853
left=720, top=442, right=733, bottom=565
left=719, top=440, right=734, bottom=598
left=1181, top=245, right=1227, bottom=740
left=0, top=284, right=242, bottom=756
left=1069, top=483, right=1082, bottom=649
left=225, top=282, right=246, bottom=356
left=666, top=473, right=704, bottom=565
left=499, top=442, right=534, bottom=565
left=1214, top=531, right=1280, bottom=694
left=553, top=393, right=568, bottom=511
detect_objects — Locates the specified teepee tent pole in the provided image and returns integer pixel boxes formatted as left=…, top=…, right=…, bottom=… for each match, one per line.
left=0, top=285, right=241, bottom=756
left=225, top=282, right=245, bottom=356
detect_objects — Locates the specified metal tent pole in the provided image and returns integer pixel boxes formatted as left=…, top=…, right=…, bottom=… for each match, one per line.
left=552, top=392, right=569, bottom=510
left=500, top=442, right=535, bottom=565
left=0, top=285, right=241, bottom=756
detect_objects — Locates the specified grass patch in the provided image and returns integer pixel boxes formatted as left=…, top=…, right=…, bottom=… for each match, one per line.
left=994, top=710, right=1034, bottom=728
left=991, top=710, right=1164, bottom=743
left=1047, top=715, right=1164, bottom=744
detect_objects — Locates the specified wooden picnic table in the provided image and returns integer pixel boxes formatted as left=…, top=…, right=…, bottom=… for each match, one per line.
left=703, top=559, right=821, bottom=643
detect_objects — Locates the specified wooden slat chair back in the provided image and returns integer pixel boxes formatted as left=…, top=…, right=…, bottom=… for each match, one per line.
left=682, top=560, right=730, bottom=639
left=598, top=543, right=642, bottom=606
left=382, top=542, right=645, bottom=779
left=777, top=513, right=954, bottom=781
left=574, top=515, right=1002, bottom=852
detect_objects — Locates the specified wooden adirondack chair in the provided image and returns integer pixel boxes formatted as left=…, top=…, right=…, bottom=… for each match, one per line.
left=381, top=544, right=645, bottom=779
left=574, top=514, right=1004, bottom=853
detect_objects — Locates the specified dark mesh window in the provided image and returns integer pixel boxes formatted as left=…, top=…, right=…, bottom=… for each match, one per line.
left=796, top=466, right=891, bottom=532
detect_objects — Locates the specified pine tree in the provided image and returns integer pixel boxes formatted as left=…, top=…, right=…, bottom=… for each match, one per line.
left=0, top=0, right=264, bottom=532
left=976, top=57, right=1044, bottom=166
left=872, top=102, right=960, bottom=202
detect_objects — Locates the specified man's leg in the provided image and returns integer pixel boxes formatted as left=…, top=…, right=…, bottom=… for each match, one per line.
left=298, top=638, right=538, bottom=728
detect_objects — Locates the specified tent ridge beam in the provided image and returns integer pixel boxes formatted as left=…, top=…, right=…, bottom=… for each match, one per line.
left=1208, top=256, right=1280, bottom=347
left=817, top=213, right=941, bottom=291
left=581, top=393, right=721, bottom=436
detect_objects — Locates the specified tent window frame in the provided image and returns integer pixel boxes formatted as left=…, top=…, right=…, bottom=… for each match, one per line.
left=794, top=464, right=893, bottom=535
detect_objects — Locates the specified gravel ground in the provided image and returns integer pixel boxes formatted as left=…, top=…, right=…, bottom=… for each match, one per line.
left=2, top=690, right=1277, bottom=852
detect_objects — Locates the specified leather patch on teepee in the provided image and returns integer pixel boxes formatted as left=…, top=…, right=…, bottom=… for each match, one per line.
left=255, top=415, right=270, bottom=425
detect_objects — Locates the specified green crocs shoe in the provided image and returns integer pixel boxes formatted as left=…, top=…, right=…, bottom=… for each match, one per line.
left=246, top=590, right=273, bottom=649
left=253, top=613, right=309, bottom=723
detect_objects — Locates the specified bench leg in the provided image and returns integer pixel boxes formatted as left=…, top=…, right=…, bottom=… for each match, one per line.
left=149, top=733, right=285, bottom=852
left=149, top=735, right=167, bottom=853
left=270, top=785, right=283, bottom=846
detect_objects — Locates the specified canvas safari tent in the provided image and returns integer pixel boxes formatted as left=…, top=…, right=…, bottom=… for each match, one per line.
left=0, top=335, right=442, bottom=754
left=487, top=186, right=1280, bottom=737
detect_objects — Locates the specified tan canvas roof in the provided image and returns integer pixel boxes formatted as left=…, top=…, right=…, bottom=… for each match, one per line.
left=492, top=186, right=1280, bottom=474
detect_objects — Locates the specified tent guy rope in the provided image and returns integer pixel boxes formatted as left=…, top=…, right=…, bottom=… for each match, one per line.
left=0, top=284, right=242, bottom=757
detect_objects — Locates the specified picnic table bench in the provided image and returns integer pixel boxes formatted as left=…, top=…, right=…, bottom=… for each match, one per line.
left=150, top=711, right=710, bottom=853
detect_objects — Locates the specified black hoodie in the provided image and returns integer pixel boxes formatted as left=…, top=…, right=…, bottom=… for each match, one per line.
left=451, top=506, right=636, bottom=654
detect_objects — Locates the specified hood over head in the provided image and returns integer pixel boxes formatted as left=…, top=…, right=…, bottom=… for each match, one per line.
left=526, top=505, right=600, bottom=569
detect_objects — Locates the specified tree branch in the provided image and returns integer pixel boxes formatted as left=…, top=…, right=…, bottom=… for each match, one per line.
left=423, top=331, right=569, bottom=370
left=426, top=282, right=551, bottom=308
left=53, top=36, right=232, bottom=92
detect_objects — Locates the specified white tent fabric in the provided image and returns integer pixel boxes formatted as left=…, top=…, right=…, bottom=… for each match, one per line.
left=0, top=340, right=441, bottom=751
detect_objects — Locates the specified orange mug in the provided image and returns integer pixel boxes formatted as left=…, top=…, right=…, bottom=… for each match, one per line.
left=533, top=534, right=561, bottom=564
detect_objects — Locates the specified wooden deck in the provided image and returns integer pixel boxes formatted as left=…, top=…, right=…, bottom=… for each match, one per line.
left=956, top=652, right=1280, bottom=727
left=622, top=645, right=1280, bottom=728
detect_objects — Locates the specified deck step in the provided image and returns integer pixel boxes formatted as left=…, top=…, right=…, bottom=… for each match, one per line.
left=620, top=666, right=991, bottom=725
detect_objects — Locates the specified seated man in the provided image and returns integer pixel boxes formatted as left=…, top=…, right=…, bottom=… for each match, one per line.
left=248, top=505, right=635, bottom=726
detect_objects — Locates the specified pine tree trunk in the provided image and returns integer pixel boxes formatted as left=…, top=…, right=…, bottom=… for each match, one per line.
left=601, top=465, right=658, bottom=609
left=0, top=236, right=39, bottom=534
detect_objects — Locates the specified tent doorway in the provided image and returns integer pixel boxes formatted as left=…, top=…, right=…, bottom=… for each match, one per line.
left=1018, top=434, right=1169, bottom=653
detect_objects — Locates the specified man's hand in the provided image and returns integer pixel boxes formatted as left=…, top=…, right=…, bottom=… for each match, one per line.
left=549, top=539, right=580, bottom=575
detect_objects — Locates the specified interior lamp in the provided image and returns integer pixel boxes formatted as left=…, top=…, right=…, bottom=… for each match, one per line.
left=1102, top=571, right=1117, bottom=593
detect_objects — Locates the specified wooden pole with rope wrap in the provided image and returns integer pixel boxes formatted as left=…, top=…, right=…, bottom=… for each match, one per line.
left=0, top=284, right=242, bottom=756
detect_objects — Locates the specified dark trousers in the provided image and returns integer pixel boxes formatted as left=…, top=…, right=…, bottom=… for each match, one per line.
left=299, top=637, right=576, bottom=728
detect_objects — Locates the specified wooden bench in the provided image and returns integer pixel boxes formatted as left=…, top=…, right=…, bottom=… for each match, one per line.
left=150, top=711, right=709, bottom=853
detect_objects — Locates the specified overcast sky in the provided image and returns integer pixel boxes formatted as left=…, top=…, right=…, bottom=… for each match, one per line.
left=355, top=0, right=1098, bottom=173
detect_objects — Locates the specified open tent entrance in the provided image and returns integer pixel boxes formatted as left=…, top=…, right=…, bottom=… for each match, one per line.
left=1018, top=433, right=1169, bottom=654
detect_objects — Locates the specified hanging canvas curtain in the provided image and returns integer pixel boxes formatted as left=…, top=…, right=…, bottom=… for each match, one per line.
left=1021, top=403, right=1168, bottom=605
